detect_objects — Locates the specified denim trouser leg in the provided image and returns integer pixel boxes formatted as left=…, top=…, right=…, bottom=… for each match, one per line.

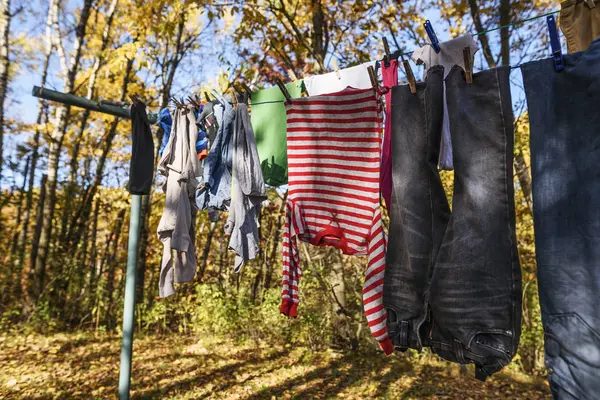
left=384, top=66, right=450, bottom=350
left=522, top=38, right=600, bottom=400
left=428, top=66, right=522, bottom=380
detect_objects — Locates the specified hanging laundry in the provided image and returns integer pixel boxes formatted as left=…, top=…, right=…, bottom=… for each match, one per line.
left=128, top=101, right=155, bottom=195
left=380, top=59, right=398, bottom=213
left=157, top=106, right=202, bottom=298
left=225, top=102, right=267, bottom=272
left=384, top=65, right=521, bottom=381
left=196, top=93, right=235, bottom=222
left=250, top=81, right=304, bottom=186
left=522, top=38, right=600, bottom=398
left=304, top=62, right=375, bottom=96
left=196, top=100, right=219, bottom=143
left=560, top=0, right=600, bottom=53
left=280, top=87, right=392, bottom=355
left=156, top=107, right=173, bottom=157
left=412, top=35, right=479, bottom=171
left=193, top=105, right=209, bottom=160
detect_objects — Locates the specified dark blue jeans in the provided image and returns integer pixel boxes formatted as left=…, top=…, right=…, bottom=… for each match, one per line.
left=384, top=65, right=522, bottom=381
left=522, top=38, right=600, bottom=400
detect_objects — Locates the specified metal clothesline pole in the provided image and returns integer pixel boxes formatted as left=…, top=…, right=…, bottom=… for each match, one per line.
left=31, top=85, right=148, bottom=400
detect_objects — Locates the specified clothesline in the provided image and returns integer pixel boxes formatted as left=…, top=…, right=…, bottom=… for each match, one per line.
left=249, top=9, right=561, bottom=106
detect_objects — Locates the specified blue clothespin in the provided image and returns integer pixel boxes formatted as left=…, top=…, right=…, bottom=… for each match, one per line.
left=424, top=20, right=440, bottom=53
left=546, top=15, right=564, bottom=72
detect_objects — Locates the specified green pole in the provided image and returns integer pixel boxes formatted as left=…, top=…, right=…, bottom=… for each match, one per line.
left=31, top=86, right=158, bottom=124
left=118, top=194, right=142, bottom=400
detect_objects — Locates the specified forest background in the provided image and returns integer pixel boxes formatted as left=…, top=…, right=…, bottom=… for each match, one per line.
left=0, top=0, right=558, bottom=398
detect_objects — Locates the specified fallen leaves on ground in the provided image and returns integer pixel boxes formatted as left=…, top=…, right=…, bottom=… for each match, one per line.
left=0, top=332, right=551, bottom=399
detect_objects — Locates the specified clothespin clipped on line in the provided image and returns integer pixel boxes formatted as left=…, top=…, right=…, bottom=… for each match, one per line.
left=546, top=15, right=564, bottom=72
left=287, top=69, right=298, bottom=82
left=276, top=79, right=292, bottom=104
left=424, top=20, right=441, bottom=54
left=403, top=59, right=417, bottom=94
left=204, top=92, right=211, bottom=102
left=382, top=37, right=391, bottom=67
left=332, top=59, right=342, bottom=80
left=585, top=0, right=595, bottom=9
left=463, top=47, right=473, bottom=84
left=367, top=65, right=378, bottom=91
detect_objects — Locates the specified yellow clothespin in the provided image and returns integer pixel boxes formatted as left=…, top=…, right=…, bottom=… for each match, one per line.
left=403, top=60, right=417, bottom=94
left=332, top=59, right=341, bottom=80
left=463, top=47, right=473, bottom=84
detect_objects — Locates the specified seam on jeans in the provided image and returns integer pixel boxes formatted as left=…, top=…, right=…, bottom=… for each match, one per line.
left=496, top=67, right=518, bottom=354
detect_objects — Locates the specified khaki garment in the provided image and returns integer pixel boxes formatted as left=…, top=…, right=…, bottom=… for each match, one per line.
left=560, top=0, right=600, bottom=53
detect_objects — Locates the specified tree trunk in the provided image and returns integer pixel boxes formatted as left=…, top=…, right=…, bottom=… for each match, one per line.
left=311, top=0, right=326, bottom=69
left=468, top=0, right=496, bottom=68
left=0, top=0, right=12, bottom=229
left=499, top=0, right=511, bottom=67
left=33, top=0, right=94, bottom=303
left=105, top=207, right=125, bottom=329
left=197, top=221, right=217, bottom=283
left=326, top=248, right=356, bottom=350
left=60, top=0, right=118, bottom=247
left=9, top=156, right=30, bottom=298
left=86, top=197, right=100, bottom=306
left=16, top=2, right=54, bottom=294
left=30, top=174, right=48, bottom=300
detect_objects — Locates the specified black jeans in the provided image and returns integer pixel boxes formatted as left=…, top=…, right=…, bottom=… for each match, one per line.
left=384, top=65, right=522, bottom=381
left=523, top=38, right=600, bottom=400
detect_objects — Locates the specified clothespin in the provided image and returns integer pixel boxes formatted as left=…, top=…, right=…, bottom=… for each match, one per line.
left=332, top=59, right=341, bottom=79
left=241, top=82, right=252, bottom=96
left=187, top=96, right=199, bottom=108
left=585, top=0, right=595, bottom=9
left=424, top=20, right=440, bottom=53
left=204, top=91, right=211, bottom=102
left=367, top=65, right=378, bottom=91
left=403, top=59, right=417, bottom=94
left=170, top=96, right=182, bottom=109
left=546, top=15, right=564, bottom=72
left=463, top=47, right=473, bottom=84
left=382, top=37, right=391, bottom=67
left=275, top=79, right=292, bottom=104
left=287, top=69, right=298, bottom=82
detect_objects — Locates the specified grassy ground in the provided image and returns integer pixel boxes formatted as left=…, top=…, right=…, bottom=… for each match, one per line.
left=0, top=332, right=551, bottom=399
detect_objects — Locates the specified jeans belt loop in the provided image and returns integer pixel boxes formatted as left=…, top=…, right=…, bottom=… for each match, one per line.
left=399, top=320, right=409, bottom=349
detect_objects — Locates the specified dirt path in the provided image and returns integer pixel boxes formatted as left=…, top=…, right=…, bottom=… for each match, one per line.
left=0, top=332, right=551, bottom=399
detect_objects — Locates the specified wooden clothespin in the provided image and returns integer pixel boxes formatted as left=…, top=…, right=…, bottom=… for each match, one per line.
left=287, top=69, right=298, bottom=82
left=275, top=79, right=292, bottom=104
left=463, top=47, right=473, bottom=84
left=367, top=65, right=378, bottom=91
left=382, top=37, right=391, bottom=67
left=204, top=91, right=211, bottom=103
left=241, top=82, right=252, bottom=96
left=403, top=59, right=417, bottom=94
left=332, top=59, right=341, bottom=80
left=170, top=96, right=182, bottom=109
left=585, top=0, right=595, bottom=8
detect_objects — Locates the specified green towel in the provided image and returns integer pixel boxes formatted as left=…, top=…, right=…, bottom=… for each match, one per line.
left=250, top=81, right=304, bottom=187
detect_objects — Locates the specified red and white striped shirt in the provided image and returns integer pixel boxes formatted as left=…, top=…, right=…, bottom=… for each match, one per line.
left=280, top=87, right=392, bottom=355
